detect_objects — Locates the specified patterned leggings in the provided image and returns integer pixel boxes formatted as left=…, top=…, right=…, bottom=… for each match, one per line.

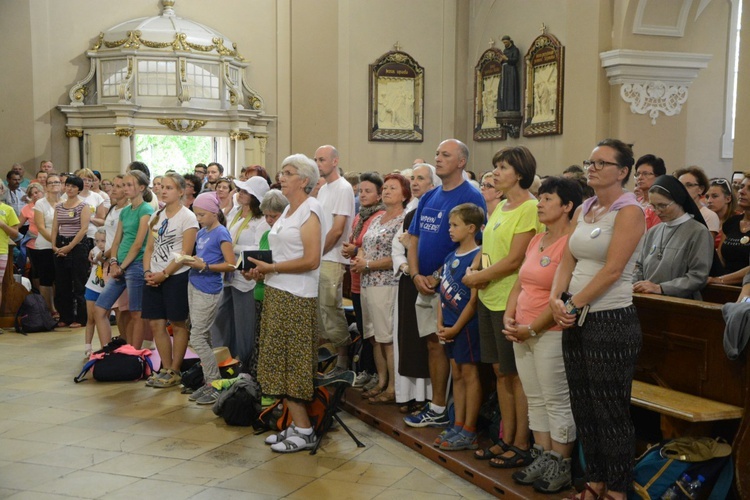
left=562, top=305, right=642, bottom=493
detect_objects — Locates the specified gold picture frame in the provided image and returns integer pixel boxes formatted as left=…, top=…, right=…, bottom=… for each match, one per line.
left=368, top=49, right=424, bottom=142
left=473, top=46, right=507, bottom=141
left=523, top=31, right=565, bottom=137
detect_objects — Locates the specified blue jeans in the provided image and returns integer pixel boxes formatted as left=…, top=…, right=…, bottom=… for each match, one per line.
left=96, top=261, right=145, bottom=312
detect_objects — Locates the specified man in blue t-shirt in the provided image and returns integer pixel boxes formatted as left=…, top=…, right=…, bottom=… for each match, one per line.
left=405, top=139, right=486, bottom=428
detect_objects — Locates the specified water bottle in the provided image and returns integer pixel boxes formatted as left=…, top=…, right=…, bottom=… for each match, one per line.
left=661, top=474, right=691, bottom=500
left=685, top=474, right=705, bottom=499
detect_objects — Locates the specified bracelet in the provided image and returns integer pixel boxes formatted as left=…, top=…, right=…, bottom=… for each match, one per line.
left=110, top=258, right=119, bottom=265
left=143, top=269, right=151, bottom=276
left=163, top=271, right=170, bottom=279
left=202, top=262, right=209, bottom=273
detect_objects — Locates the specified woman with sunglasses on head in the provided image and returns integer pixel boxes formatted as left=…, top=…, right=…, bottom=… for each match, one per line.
left=550, top=139, right=645, bottom=500
left=142, top=173, right=198, bottom=389
left=633, top=154, right=666, bottom=230
left=480, top=171, right=504, bottom=217
left=215, top=177, right=236, bottom=217
left=633, top=176, right=713, bottom=300
left=710, top=173, right=750, bottom=285
left=706, top=178, right=738, bottom=225
left=32, top=174, right=62, bottom=318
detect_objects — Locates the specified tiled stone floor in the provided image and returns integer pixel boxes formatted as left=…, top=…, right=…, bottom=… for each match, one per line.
left=0, top=328, right=493, bottom=499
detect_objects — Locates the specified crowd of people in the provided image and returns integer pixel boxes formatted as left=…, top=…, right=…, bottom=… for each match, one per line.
left=5, top=141, right=749, bottom=498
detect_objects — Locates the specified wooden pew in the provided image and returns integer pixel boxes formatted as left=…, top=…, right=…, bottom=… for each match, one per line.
left=633, top=293, right=750, bottom=497
left=701, top=283, right=741, bottom=304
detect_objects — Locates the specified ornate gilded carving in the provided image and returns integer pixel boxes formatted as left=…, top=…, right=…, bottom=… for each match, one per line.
left=157, top=118, right=207, bottom=132
left=91, top=33, right=104, bottom=51
left=114, top=127, right=135, bottom=137
left=96, top=31, right=246, bottom=62
left=230, top=132, right=250, bottom=141
left=258, top=136, right=268, bottom=155
left=65, top=128, right=84, bottom=138
left=69, top=59, right=96, bottom=104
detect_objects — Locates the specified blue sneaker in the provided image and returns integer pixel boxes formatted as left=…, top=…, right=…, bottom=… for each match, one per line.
left=403, top=406, right=450, bottom=428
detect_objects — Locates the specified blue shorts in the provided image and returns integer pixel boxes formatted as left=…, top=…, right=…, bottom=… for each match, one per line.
left=444, top=320, right=481, bottom=364
left=96, top=261, right=145, bottom=312
left=84, top=288, right=101, bottom=302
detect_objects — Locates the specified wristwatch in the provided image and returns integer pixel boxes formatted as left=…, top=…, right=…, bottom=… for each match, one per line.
left=528, top=326, right=538, bottom=337
left=432, top=270, right=441, bottom=281
left=365, top=260, right=370, bottom=272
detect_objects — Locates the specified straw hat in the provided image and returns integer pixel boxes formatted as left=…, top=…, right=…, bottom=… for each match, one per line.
left=213, top=347, right=239, bottom=368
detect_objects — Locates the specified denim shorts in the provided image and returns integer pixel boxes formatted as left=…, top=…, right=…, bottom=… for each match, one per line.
left=96, top=260, right=145, bottom=312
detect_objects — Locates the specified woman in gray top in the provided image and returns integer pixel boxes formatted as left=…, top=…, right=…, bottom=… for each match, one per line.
left=633, top=175, right=713, bottom=300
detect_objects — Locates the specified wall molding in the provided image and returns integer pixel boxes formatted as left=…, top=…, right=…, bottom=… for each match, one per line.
left=632, top=0, right=693, bottom=37
left=600, top=49, right=711, bottom=124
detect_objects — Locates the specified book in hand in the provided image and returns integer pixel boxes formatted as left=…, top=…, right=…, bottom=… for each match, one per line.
left=241, top=250, right=273, bottom=270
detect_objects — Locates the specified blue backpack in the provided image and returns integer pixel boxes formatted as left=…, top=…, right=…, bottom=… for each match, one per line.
left=630, top=438, right=733, bottom=500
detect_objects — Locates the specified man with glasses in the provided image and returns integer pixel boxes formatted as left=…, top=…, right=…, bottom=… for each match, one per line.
left=194, top=163, right=208, bottom=189
left=633, top=154, right=666, bottom=229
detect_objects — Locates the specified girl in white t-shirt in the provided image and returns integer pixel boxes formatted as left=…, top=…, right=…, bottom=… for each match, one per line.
left=84, top=229, right=107, bottom=358
left=142, top=173, right=199, bottom=388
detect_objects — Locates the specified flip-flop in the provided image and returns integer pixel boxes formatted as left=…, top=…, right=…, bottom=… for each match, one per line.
left=474, top=441, right=509, bottom=460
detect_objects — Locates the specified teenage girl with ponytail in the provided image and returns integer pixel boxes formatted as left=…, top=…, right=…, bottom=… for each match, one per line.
left=142, top=173, right=199, bottom=388
left=94, top=169, right=155, bottom=348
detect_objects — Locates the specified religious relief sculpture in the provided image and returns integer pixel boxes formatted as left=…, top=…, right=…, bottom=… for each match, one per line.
left=369, top=44, right=424, bottom=142
left=495, top=35, right=523, bottom=138
left=523, top=26, right=565, bottom=137
left=473, top=42, right=506, bottom=141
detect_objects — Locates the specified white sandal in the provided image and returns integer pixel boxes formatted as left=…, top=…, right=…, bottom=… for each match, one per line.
left=264, top=423, right=296, bottom=445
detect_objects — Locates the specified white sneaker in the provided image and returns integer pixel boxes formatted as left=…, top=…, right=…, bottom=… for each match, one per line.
left=353, top=371, right=371, bottom=388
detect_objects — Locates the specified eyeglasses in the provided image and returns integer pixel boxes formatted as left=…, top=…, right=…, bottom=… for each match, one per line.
left=46, top=181, right=61, bottom=185
left=279, top=170, right=299, bottom=178
left=582, top=159, right=620, bottom=171
left=634, top=171, right=655, bottom=179
left=683, top=182, right=700, bottom=189
left=651, top=201, right=675, bottom=211
left=481, top=183, right=495, bottom=189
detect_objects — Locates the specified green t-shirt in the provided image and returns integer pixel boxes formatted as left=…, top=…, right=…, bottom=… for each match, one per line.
left=478, top=199, right=542, bottom=311
left=0, top=203, right=20, bottom=256
left=253, top=230, right=270, bottom=301
left=117, top=201, right=155, bottom=263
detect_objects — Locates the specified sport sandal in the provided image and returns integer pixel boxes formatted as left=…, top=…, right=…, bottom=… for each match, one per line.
left=270, top=427, right=317, bottom=453
left=152, top=369, right=181, bottom=388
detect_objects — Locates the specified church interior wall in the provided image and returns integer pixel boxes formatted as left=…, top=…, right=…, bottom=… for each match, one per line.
left=0, top=0, right=745, bottom=182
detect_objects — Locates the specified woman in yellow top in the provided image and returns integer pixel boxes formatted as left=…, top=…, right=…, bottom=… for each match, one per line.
left=463, top=146, right=542, bottom=469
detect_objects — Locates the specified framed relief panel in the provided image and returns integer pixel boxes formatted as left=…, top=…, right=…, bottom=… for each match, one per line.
left=523, top=31, right=564, bottom=137
left=369, top=49, right=424, bottom=142
left=473, top=46, right=506, bottom=141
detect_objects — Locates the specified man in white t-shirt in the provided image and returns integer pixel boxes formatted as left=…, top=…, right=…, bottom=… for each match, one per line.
left=314, top=145, right=356, bottom=373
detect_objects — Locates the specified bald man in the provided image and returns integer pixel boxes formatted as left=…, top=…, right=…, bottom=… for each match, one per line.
left=314, top=145, right=356, bottom=373
left=405, top=139, right=486, bottom=428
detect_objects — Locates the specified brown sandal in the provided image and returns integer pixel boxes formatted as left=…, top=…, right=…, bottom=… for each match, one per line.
left=361, top=386, right=385, bottom=399
left=368, top=391, right=396, bottom=405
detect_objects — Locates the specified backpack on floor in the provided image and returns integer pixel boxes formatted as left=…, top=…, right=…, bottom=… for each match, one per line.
left=630, top=437, right=734, bottom=500
left=74, top=344, right=153, bottom=383
left=254, top=386, right=330, bottom=433
left=14, top=293, right=57, bottom=334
